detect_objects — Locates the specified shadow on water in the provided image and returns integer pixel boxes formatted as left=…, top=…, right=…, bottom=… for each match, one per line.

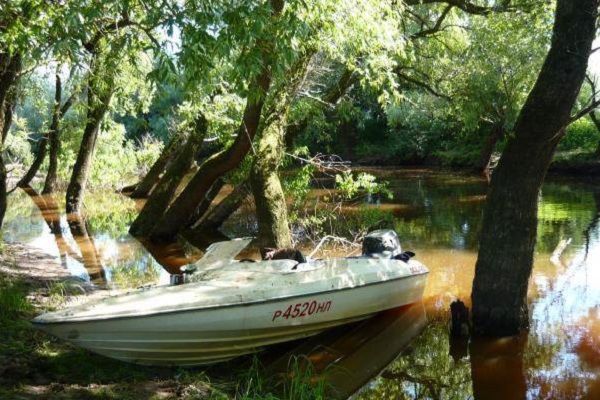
left=4, top=170, right=600, bottom=398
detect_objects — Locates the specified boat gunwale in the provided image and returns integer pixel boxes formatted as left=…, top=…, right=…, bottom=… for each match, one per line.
left=32, top=270, right=428, bottom=325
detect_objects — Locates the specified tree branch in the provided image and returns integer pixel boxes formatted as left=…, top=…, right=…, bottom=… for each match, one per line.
left=410, top=4, right=454, bottom=38
left=405, top=0, right=513, bottom=16
left=395, top=69, right=451, bottom=100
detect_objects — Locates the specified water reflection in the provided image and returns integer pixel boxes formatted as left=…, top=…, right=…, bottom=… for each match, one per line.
left=3, top=187, right=202, bottom=289
left=4, top=170, right=600, bottom=398
left=264, top=302, right=427, bottom=399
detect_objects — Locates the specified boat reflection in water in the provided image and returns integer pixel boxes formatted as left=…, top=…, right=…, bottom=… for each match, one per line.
left=264, top=301, right=427, bottom=399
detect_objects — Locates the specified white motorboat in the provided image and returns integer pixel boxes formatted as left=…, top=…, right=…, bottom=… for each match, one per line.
left=33, top=230, right=428, bottom=366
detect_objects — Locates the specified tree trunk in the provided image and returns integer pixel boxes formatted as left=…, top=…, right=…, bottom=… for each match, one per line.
left=191, top=180, right=250, bottom=232
left=0, top=52, right=21, bottom=228
left=129, top=117, right=207, bottom=237
left=18, top=138, right=47, bottom=187
left=250, top=117, right=292, bottom=248
left=65, top=52, right=113, bottom=214
left=43, top=74, right=75, bottom=194
left=148, top=0, right=284, bottom=243
left=20, top=74, right=66, bottom=188
left=149, top=83, right=270, bottom=242
left=129, top=132, right=184, bottom=198
left=471, top=0, right=597, bottom=337
left=478, top=121, right=504, bottom=175
left=186, top=177, right=225, bottom=228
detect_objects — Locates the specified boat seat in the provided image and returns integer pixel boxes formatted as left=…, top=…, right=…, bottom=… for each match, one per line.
left=261, top=247, right=306, bottom=264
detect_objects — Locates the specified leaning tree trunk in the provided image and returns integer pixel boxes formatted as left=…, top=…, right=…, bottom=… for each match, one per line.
left=18, top=137, right=47, bottom=187
left=129, top=132, right=185, bottom=198
left=250, top=117, right=292, bottom=249
left=471, top=0, right=597, bottom=337
left=129, top=117, right=207, bottom=237
left=186, top=177, right=225, bottom=229
left=191, top=180, right=250, bottom=232
left=65, top=50, right=114, bottom=214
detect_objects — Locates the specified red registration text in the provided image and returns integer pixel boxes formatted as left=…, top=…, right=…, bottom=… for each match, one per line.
left=272, top=300, right=332, bottom=322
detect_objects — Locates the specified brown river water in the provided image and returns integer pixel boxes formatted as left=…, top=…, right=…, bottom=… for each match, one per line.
left=3, top=168, right=600, bottom=399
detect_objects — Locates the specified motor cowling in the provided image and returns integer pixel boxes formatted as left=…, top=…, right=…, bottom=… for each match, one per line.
left=362, top=229, right=402, bottom=257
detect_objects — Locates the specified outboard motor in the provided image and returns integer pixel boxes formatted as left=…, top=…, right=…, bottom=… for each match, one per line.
left=362, top=229, right=416, bottom=262
left=362, top=229, right=402, bottom=258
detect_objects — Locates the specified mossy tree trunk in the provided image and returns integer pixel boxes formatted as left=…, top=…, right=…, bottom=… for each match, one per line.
left=129, top=116, right=208, bottom=237
left=130, top=132, right=185, bottom=198
left=471, top=0, right=597, bottom=337
left=250, top=117, right=292, bottom=249
left=65, top=48, right=114, bottom=214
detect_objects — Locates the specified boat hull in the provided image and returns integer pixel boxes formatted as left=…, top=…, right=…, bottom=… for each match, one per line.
left=34, top=272, right=427, bottom=366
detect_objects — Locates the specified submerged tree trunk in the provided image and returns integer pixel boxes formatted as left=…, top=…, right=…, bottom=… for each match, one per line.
left=186, top=177, right=225, bottom=229
left=129, top=117, right=207, bottom=237
left=471, top=0, right=597, bottom=337
left=191, top=180, right=250, bottom=232
left=65, top=50, right=114, bottom=214
left=130, top=132, right=184, bottom=198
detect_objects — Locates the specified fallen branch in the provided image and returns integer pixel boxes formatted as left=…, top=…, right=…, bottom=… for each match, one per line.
left=308, top=235, right=360, bottom=259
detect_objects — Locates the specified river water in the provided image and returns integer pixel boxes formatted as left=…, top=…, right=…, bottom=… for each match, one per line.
left=3, top=168, right=600, bottom=399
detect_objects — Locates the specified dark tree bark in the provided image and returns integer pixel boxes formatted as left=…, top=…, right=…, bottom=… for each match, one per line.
left=148, top=0, right=285, bottom=242
left=65, top=51, right=114, bottom=214
left=186, top=177, right=225, bottom=228
left=129, top=132, right=185, bottom=198
left=0, top=52, right=22, bottom=228
left=149, top=76, right=272, bottom=242
left=190, top=180, right=250, bottom=232
left=471, top=0, right=598, bottom=337
left=43, top=75, right=75, bottom=194
left=129, top=117, right=207, bottom=237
